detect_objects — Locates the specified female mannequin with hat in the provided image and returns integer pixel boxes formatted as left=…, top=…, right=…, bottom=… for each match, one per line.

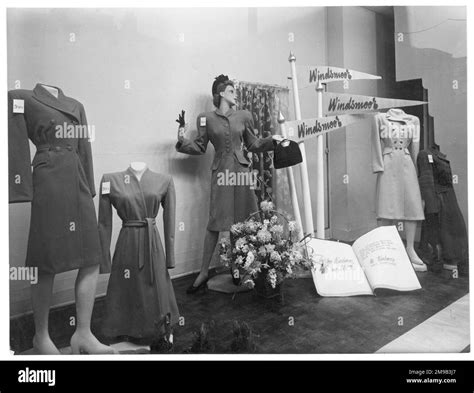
left=176, top=75, right=283, bottom=293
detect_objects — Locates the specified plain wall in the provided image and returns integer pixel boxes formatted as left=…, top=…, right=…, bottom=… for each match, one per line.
left=394, top=6, right=467, bottom=224
left=327, top=6, right=383, bottom=241
left=8, top=7, right=326, bottom=316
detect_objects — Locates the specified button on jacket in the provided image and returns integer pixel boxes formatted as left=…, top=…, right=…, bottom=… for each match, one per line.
left=8, top=84, right=101, bottom=274
left=176, top=108, right=274, bottom=231
left=371, top=108, right=424, bottom=221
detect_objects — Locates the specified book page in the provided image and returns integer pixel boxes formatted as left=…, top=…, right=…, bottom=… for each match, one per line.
left=308, top=238, right=373, bottom=297
left=352, top=226, right=421, bottom=291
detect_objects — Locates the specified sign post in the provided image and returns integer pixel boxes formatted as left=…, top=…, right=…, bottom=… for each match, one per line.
left=278, top=112, right=303, bottom=234
left=315, top=81, right=325, bottom=239
left=289, top=52, right=314, bottom=237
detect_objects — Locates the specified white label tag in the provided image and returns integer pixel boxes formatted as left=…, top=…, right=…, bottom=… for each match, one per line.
left=13, top=99, right=24, bottom=113
left=102, top=181, right=110, bottom=195
left=428, top=154, right=433, bottom=163
left=200, top=117, right=206, bottom=127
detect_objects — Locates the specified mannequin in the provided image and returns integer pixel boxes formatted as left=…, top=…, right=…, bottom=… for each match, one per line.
left=371, top=109, right=426, bottom=272
left=176, top=74, right=283, bottom=293
left=9, top=84, right=115, bottom=354
left=98, top=164, right=179, bottom=347
left=41, top=84, right=59, bottom=99
left=129, top=161, right=148, bottom=181
left=417, top=133, right=468, bottom=275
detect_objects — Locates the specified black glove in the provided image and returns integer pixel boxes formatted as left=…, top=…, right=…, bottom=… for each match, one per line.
left=175, top=110, right=186, bottom=128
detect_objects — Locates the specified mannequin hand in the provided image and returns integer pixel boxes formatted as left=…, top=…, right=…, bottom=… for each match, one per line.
left=177, top=124, right=187, bottom=142
left=175, top=110, right=186, bottom=128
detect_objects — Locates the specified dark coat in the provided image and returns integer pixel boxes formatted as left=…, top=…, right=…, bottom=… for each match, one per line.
left=417, top=147, right=468, bottom=266
left=98, top=168, right=179, bottom=339
left=8, top=84, right=101, bottom=273
left=176, top=108, right=274, bottom=231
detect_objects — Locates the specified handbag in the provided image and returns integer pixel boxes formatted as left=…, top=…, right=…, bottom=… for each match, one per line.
left=273, top=139, right=302, bottom=169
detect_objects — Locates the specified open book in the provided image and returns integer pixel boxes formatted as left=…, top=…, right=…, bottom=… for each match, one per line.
left=308, top=226, right=422, bottom=297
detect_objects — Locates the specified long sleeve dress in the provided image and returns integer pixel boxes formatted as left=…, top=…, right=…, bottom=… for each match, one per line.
left=8, top=84, right=101, bottom=273
left=176, top=108, right=274, bottom=231
left=98, top=167, right=179, bottom=339
left=371, top=108, right=425, bottom=221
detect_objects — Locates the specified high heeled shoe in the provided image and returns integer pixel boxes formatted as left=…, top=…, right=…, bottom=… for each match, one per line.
left=186, top=276, right=209, bottom=294
left=407, top=248, right=427, bottom=272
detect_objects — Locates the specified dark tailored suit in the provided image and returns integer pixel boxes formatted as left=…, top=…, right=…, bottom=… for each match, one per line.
left=417, top=147, right=468, bottom=268
left=8, top=84, right=101, bottom=273
left=176, top=108, right=274, bottom=231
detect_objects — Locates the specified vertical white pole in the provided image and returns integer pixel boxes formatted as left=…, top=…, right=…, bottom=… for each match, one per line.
left=278, top=112, right=303, bottom=234
left=316, top=82, right=325, bottom=239
left=288, top=52, right=314, bottom=237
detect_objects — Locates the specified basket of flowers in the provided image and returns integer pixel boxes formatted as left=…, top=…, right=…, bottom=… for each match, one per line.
left=219, top=201, right=313, bottom=299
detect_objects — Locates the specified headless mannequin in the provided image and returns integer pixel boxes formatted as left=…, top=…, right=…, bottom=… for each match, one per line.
left=31, top=84, right=114, bottom=354
left=129, top=161, right=148, bottom=181
left=41, top=84, right=59, bottom=99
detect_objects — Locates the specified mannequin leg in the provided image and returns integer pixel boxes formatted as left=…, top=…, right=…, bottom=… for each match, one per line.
left=70, top=264, right=115, bottom=354
left=31, top=272, right=60, bottom=354
left=405, top=220, right=427, bottom=270
left=191, top=230, right=219, bottom=288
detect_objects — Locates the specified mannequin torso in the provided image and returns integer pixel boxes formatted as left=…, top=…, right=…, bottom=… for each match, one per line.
left=129, top=162, right=148, bottom=181
left=40, top=84, right=59, bottom=99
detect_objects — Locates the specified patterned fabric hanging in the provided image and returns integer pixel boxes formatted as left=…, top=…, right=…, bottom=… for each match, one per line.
left=235, top=81, right=289, bottom=205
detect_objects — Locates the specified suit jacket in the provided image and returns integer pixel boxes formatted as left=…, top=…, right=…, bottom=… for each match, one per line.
left=8, top=84, right=101, bottom=273
left=417, top=147, right=454, bottom=214
left=175, top=108, right=274, bottom=169
left=371, top=109, right=420, bottom=173
left=175, top=108, right=274, bottom=231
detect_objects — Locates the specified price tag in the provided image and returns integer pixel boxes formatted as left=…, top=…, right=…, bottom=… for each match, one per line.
left=200, top=117, right=206, bottom=127
left=428, top=154, right=433, bottom=163
left=102, top=181, right=110, bottom=195
left=13, top=99, right=24, bottom=113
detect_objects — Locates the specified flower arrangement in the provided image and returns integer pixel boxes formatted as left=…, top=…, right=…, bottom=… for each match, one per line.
left=219, top=201, right=313, bottom=290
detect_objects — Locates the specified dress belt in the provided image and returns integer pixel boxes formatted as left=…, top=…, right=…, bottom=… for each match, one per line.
left=36, top=143, right=76, bottom=152
left=122, top=218, right=156, bottom=284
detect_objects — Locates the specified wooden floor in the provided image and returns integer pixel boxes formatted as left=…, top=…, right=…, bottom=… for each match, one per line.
left=17, top=269, right=469, bottom=354
left=104, top=269, right=469, bottom=354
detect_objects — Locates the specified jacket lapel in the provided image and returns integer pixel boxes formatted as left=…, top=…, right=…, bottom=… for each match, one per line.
left=33, top=84, right=81, bottom=122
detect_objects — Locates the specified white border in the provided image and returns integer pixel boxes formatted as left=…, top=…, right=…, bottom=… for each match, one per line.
left=0, top=0, right=471, bottom=361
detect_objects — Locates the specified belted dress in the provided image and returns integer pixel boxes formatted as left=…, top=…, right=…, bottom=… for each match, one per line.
left=371, top=109, right=425, bottom=221
left=98, top=168, right=179, bottom=339
left=175, top=108, right=274, bottom=231
left=8, top=84, right=102, bottom=273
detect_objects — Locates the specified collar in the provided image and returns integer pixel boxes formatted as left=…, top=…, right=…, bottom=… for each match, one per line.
left=386, top=108, right=413, bottom=122
left=215, top=107, right=236, bottom=118
left=429, top=146, right=448, bottom=160
left=33, top=83, right=81, bottom=122
left=127, top=166, right=150, bottom=181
